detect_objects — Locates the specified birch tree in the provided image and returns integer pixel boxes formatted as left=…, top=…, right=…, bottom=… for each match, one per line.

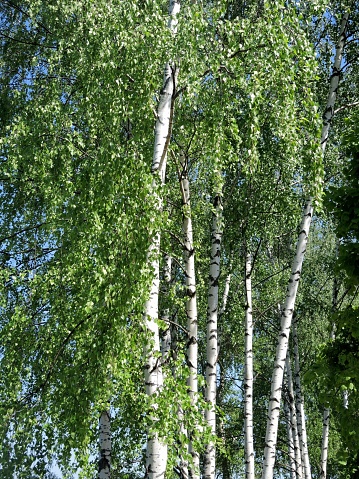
left=144, top=0, right=180, bottom=475
left=261, top=10, right=350, bottom=479
left=204, top=189, right=223, bottom=479
left=99, top=410, right=111, bottom=479
left=244, top=253, right=255, bottom=479
left=292, top=317, right=311, bottom=479
left=176, top=152, right=200, bottom=478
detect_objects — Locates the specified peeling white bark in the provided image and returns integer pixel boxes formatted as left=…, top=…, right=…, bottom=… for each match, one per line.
left=244, top=253, right=255, bottom=479
left=98, top=410, right=111, bottom=479
left=204, top=193, right=223, bottom=479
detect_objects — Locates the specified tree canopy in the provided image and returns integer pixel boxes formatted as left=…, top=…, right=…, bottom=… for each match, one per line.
left=0, top=1, right=358, bottom=478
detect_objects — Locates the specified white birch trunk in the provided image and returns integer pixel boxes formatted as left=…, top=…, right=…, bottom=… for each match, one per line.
left=98, top=410, right=111, bottom=479
left=284, top=398, right=296, bottom=479
left=161, top=254, right=172, bottom=364
left=204, top=193, right=223, bottom=479
left=320, top=262, right=339, bottom=479
left=180, top=173, right=199, bottom=479
left=320, top=13, right=349, bottom=156
left=293, top=317, right=311, bottom=479
left=261, top=201, right=313, bottom=479
left=178, top=412, right=190, bottom=479
left=261, top=12, right=349, bottom=479
left=319, top=15, right=349, bottom=479
left=319, top=325, right=335, bottom=479
left=244, top=253, right=255, bottom=479
left=285, top=353, right=302, bottom=479
left=219, top=271, right=231, bottom=317
left=319, top=408, right=330, bottom=479
left=144, top=2, right=180, bottom=477
left=170, top=298, right=189, bottom=479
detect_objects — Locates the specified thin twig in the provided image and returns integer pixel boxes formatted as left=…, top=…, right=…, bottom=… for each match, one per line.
left=162, top=318, right=189, bottom=337
left=0, top=32, right=55, bottom=49
left=253, top=264, right=291, bottom=289
left=334, top=100, right=359, bottom=114
left=229, top=43, right=266, bottom=59
left=3, top=0, right=52, bottom=34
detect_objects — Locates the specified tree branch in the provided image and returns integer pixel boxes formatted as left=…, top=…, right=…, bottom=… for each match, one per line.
left=334, top=101, right=359, bottom=115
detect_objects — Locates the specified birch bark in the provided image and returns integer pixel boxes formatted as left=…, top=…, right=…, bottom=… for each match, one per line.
left=320, top=322, right=336, bottom=479
left=144, top=2, right=180, bottom=477
left=261, top=12, right=349, bottom=479
left=169, top=288, right=189, bottom=479
left=319, top=408, right=330, bottom=479
left=219, top=271, right=231, bottom=317
left=180, top=169, right=199, bottom=479
left=285, top=353, right=302, bottom=479
left=320, top=13, right=349, bottom=156
left=293, top=317, right=311, bottom=479
left=284, top=397, right=296, bottom=479
left=204, top=193, right=223, bottom=479
left=244, top=253, right=255, bottom=479
left=160, top=254, right=172, bottom=365
left=98, top=410, right=111, bottom=479
left=261, top=201, right=313, bottom=479
left=320, top=270, right=338, bottom=479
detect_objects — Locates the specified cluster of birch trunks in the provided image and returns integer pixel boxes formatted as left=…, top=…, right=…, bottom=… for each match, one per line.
left=97, top=4, right=351, bottom=479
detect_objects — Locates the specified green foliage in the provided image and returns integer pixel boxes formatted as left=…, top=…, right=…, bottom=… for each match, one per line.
left=327, top=115, right=359, bottom=285
left=0, top=0, right=356, bottom=478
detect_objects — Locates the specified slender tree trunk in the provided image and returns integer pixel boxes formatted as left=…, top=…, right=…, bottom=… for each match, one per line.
left=285, top=353, right=302, bottom=479
left=319, top=14, right=349, bottom=479
left=180, top=166, right=199, bottom=479
left=219, top=271, right=231, bottom=317
left=170, top=293, right=189, bottom=479
left=320, top=408, right=330, bottom=479
left=261, top=12, right=349, bottom=479
left=293, top=316, right=311, bottom=479
left=320, top=324, right=335, bottom=479
left=98, top=410, right=111, bottom=479
left=320, top=260, right=339, bottom=479
left=204, top=193, right=223, bottom=479
left=161, top=254, right=172, bottom=364
left=284, top=397, right=296, bottom=479
left=320, top=13, right=349, bottom=157
left=144, top=2, right=180, bottom=477
left=178, top=413, right=190, bottom=479
left=244, top=253, right=255, bottom=479
left=261, top=201, right=313, bottom=479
